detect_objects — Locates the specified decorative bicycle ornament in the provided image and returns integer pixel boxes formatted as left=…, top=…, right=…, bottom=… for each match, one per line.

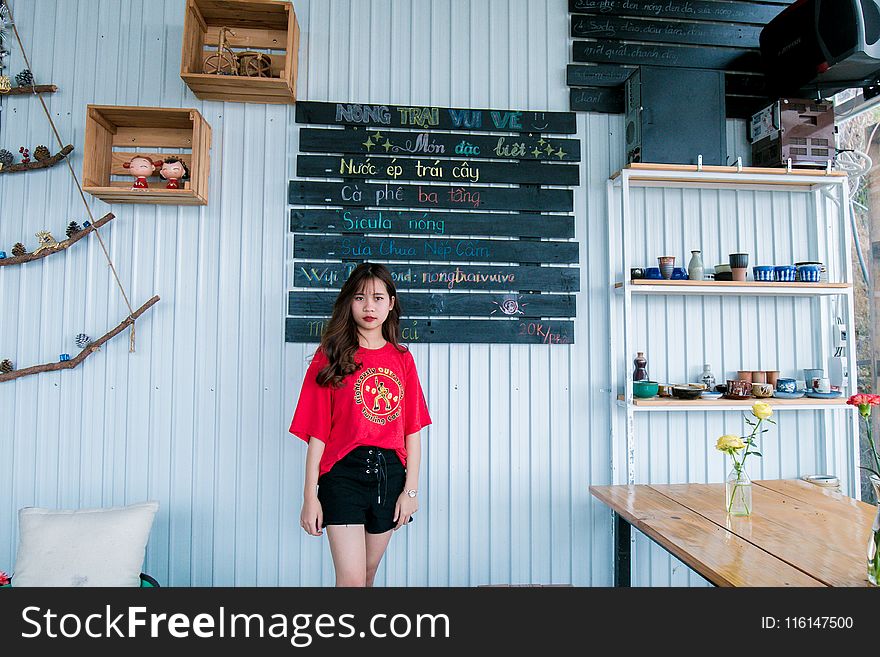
left=203, top=27, right=272, bottom=77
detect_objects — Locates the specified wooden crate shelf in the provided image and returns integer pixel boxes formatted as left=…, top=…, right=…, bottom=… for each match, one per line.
left=83, top=105, right=211, bottom=206
left=180, top=0, right=299, bottom=104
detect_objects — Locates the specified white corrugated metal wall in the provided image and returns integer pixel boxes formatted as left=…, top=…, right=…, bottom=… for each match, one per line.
left=0, top=0, right=849, bottom=587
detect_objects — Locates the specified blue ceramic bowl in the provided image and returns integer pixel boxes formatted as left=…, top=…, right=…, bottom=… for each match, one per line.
left=775, top=265, right=797, bottom=282
left=671, top=267, right=688, bottom=280
left=753, top=265, right=774, bottom=282
left=798, top=264, right=820, bottom=282
left=645, top=267, right=662, bottom=280
left=633, top=380, right=659, bottom=398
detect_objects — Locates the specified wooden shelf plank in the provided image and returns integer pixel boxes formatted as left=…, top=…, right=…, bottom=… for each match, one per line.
left=611, top=163, right=847, bottom=189
left=618, top=394, right=847, bottom=410
left=614, top=280, right=851, bottom=296
left=621, top=162, right=846, bottom=177
left=83, top=186, right=207, bottom=206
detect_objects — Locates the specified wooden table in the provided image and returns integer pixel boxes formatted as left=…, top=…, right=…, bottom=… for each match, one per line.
left=590, top=479, right=877, bottom=587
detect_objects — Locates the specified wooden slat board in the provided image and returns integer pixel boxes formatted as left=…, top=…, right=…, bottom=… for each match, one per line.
left=292, top=262, right=580, bottom=292
left=571, top=14, right=762, bottom=48
left=296, top=154, right=580, bottom=186
left=568, top=0, right=786, bottom=24
left=288, top=181, right=573, bottom=212
left=296, top=101, right=577, bottom=134
left=589, top=484, right=823, bottom=587
left=292, top=179, right=568, bottom=211
left=289, top=291, right=576, bottom=318
left=299, top=128, right=582, bottom=162
left=293, top=234, right=579, bottom=264
left=572, top=39, right=763, bottom=72
left=286, top=318, right=574, bottom=344
left=570, top=87, right=624, bottom=113
left=290, top=209, right=575, bottom=239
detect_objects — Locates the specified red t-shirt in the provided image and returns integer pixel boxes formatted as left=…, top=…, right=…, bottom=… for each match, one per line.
left=289, top=342, right=432, bottom=476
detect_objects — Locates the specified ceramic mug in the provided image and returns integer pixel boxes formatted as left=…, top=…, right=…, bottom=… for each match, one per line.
left=727, top=379, right=752, bottom=397
left=765, top=370, right=779, bottom=386
left=737, top=370, right=753, bottom=383
left=776, top=377, right=797, bottom=393
left=658, top=256, right=675, bottom=280
left=815, top=377, right=831, bottom=393
left=729, top=253, right=749, bottom=269
left=752, top=371, right=767, bottom=384
left=751, top=382, right=774, bottom=398
left=803, top=368, right=823, bottom=391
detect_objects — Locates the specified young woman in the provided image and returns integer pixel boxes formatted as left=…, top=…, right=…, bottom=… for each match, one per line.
left=289, top=262, right=431, bottom=586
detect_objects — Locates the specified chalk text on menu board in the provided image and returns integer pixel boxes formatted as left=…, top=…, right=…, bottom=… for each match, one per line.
left=336, top=104, right=526, bottom=130
left=286, top=318, right=574, bottom=345
left=299, top=128, right=581, bottom=162
left=297, top=154, right=579, bottom=186
left=295, top=101, right=577, bottom=133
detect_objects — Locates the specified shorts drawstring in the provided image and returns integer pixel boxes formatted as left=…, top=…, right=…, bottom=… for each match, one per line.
left=376, top=451, right=387, bottom=505
left=364, top=449, right=389, bottom=505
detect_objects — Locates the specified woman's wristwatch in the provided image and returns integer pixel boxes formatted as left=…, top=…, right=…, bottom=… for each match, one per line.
left=404, top=489, right=418, bottom=498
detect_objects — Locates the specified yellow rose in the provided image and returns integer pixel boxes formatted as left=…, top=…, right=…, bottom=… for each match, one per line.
left=752, top=402, right=773, bottom=420
left=715, top=434, right=745, bottom=451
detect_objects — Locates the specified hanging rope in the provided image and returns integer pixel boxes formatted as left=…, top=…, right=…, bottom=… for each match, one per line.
left=5, top=0, right=139, bottom=350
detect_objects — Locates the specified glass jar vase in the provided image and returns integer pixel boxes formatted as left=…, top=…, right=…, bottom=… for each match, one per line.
left=726, top=465, right=752, bottom=516
left=868, top=475, right=880, bottom=586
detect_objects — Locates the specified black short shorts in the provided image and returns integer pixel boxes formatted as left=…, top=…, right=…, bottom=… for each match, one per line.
left=318, top=446, right=409, bottom=534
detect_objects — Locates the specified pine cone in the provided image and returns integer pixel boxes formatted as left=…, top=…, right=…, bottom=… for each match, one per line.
left=11, top=242, right=26, bottom=256
left=75, top=333, right=92, bottom=349
left=15, top=69, right=33, bottom=86
left=66, top=221, right=82, bottom=238
left=0, top=359, right=14, bottom=374
left=33, top=145, right=50, bottom=161
left=0, top=149, right=12, bottom=167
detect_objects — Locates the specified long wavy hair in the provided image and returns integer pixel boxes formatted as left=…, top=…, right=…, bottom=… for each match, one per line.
left=316, top=262, right=404, bottom=388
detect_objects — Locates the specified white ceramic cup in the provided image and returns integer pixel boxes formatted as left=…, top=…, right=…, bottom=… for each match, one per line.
left=816, top=377, right=831, bottom=393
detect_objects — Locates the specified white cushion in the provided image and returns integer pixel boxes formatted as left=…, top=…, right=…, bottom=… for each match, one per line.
left=12, top=501, right=159, bottom=587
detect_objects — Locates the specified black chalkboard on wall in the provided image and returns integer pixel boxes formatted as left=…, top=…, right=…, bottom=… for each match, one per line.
left=289, top=101, right=582, bottom=345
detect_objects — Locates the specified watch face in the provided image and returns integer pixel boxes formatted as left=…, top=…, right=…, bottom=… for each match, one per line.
left=407, top=490, right=417, bottom=498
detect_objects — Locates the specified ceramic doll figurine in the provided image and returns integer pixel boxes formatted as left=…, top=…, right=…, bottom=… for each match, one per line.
left=122, top=155, right=162, bottom=190
left=159, top=157, right=190, bottom=190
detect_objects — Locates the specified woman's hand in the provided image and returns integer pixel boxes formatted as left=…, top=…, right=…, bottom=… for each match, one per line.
left=393, top=493, right=418, bottom=530
left=300, top=495, right=323, bottom=536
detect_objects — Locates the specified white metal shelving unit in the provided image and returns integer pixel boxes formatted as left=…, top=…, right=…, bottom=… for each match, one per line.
left=607, top=163, right=860, bottom=493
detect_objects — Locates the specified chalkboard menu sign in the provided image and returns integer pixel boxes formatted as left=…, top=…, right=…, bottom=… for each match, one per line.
left=566, top=0, right=791, bottom=116
left=288, top=101, right=581, bottom=345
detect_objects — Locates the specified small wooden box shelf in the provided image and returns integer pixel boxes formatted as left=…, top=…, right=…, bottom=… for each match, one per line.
left=83, top=105, right=211, bottom=205
left=180, top=0, right=299, bottom=104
